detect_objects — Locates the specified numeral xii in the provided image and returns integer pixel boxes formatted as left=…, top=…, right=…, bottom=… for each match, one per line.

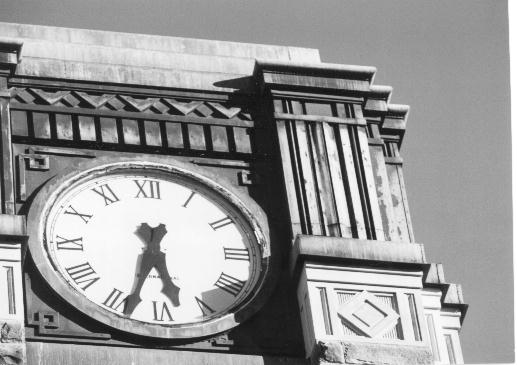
left=134, top=180, right=161, bottom=199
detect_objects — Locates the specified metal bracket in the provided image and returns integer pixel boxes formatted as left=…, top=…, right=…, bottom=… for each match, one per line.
left=28, top=311, right=110, bottom=340
left=16, top=147, right=96, bottom=202
left=16, top=153, right=50, bottom=202
left=210, top=333, right=234, bottom=347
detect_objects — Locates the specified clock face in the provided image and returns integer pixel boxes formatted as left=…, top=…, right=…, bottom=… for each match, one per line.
left=42, top=169, right=262, bottom=327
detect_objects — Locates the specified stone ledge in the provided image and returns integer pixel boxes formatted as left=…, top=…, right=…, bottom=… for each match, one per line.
left=0, top=37, right=23, bottom=75
left=0, top=215, right=26, bottom=240
left=289, top=235, right=468, bottom=323
left=26, top=342, right=306, bottom=365
left=314, top=340, right=433, bottom=365
left=0, top=22, right=320, bottom=62
left=289, top=235, right=427, bottom=275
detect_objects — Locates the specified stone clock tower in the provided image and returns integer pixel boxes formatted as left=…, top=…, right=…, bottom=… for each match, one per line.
left=0, top=23, right=467, bottom=365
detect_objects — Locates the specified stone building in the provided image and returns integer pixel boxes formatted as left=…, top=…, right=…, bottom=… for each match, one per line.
left=0, top=22, right=466, bottom=364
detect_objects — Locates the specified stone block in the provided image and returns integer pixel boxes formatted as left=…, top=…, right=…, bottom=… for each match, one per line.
left=0, top=215, right=26, bottom=240
left=314, top=341, right=433, bottom=365
left=0, top=320, right=24, bottom=365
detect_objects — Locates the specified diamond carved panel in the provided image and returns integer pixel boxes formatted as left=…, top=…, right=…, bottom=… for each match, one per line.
left=337, top=291, right=399, bottom=338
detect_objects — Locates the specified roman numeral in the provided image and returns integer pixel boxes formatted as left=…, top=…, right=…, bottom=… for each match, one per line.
left=91, top=184, right=120, bottom=206
left=102, top=288, right=127, bottom=312
left=56, top=235, right=83, bottom=251
left=65, top=262, right=100, bottom=290
left=182, top=191, right=196, bottom=208
left=152, top=301, right=173, bottom=322
left=223, top=247, right=250, bottom=261
left=134, top=180, right=161, bottom=199
left=64, top=206, right=92, bottom=223
left=195, top=296, right=215, bottom=316
left=214, top=273, right=245, bottom=297
left=209, top=216, right=233, bottom=230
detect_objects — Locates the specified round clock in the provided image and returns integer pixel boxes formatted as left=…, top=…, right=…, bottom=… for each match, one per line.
left=27, top=158, right=272, bottom=339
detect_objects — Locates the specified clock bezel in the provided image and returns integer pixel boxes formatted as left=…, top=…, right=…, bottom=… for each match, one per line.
left=27, top=156, right=272, bottom=339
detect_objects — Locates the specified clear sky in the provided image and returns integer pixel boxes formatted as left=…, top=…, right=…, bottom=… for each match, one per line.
left=0, top=0, right=511, bottom=363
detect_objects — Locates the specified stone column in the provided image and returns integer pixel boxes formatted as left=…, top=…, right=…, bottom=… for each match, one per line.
left=0, top=215, right=27, bottom=365
left=0, top=39, right=25, bottom=365
left=254, top=60, right=466, bottom=364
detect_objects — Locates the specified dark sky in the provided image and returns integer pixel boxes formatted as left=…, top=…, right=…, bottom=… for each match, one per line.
left=0, top=0, right=511, bottom=363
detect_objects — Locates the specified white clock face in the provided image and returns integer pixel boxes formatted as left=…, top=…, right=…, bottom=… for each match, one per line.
left=44, top=172, right=260, bottom=325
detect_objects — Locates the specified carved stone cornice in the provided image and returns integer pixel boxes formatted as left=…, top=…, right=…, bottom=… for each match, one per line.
left=0, top=38, right=23, bottom=77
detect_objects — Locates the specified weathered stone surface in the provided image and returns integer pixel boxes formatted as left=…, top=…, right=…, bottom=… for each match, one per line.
left=0, top=215, right=26, bottom=238
left=27, top=342, right=306, bottom=365
left=341, top=341, right=432, bottom=365
left=319, top=341, right=345, bottom=363
left=0, top=321, right=23, bottom=343
left=290, top=235, right=427, bottom=275
left=0, top=22, right=320, bottom=61
left=0, top=22, right=321, bottom=91
left=0, top=343, right=24, bottom=365
left=0, top=321, right=24, bottom=365
left=313, top=340, right=432, bottom=365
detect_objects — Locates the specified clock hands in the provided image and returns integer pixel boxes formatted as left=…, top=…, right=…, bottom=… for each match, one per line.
left=124, top=223, right=180, bottom=316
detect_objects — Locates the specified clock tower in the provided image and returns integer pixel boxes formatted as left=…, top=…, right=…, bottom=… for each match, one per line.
left=0, top=23, right=467, bottom=364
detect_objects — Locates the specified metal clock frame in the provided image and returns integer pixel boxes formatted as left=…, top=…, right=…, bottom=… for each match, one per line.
left=26, top=156, right=272, bottom=339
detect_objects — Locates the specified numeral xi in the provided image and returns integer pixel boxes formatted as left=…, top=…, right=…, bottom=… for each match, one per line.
left=91, top=184, right=119, bottom=206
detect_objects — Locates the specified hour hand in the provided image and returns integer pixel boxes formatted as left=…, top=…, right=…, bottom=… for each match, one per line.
left=124, top=251, right=153, bottom=316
